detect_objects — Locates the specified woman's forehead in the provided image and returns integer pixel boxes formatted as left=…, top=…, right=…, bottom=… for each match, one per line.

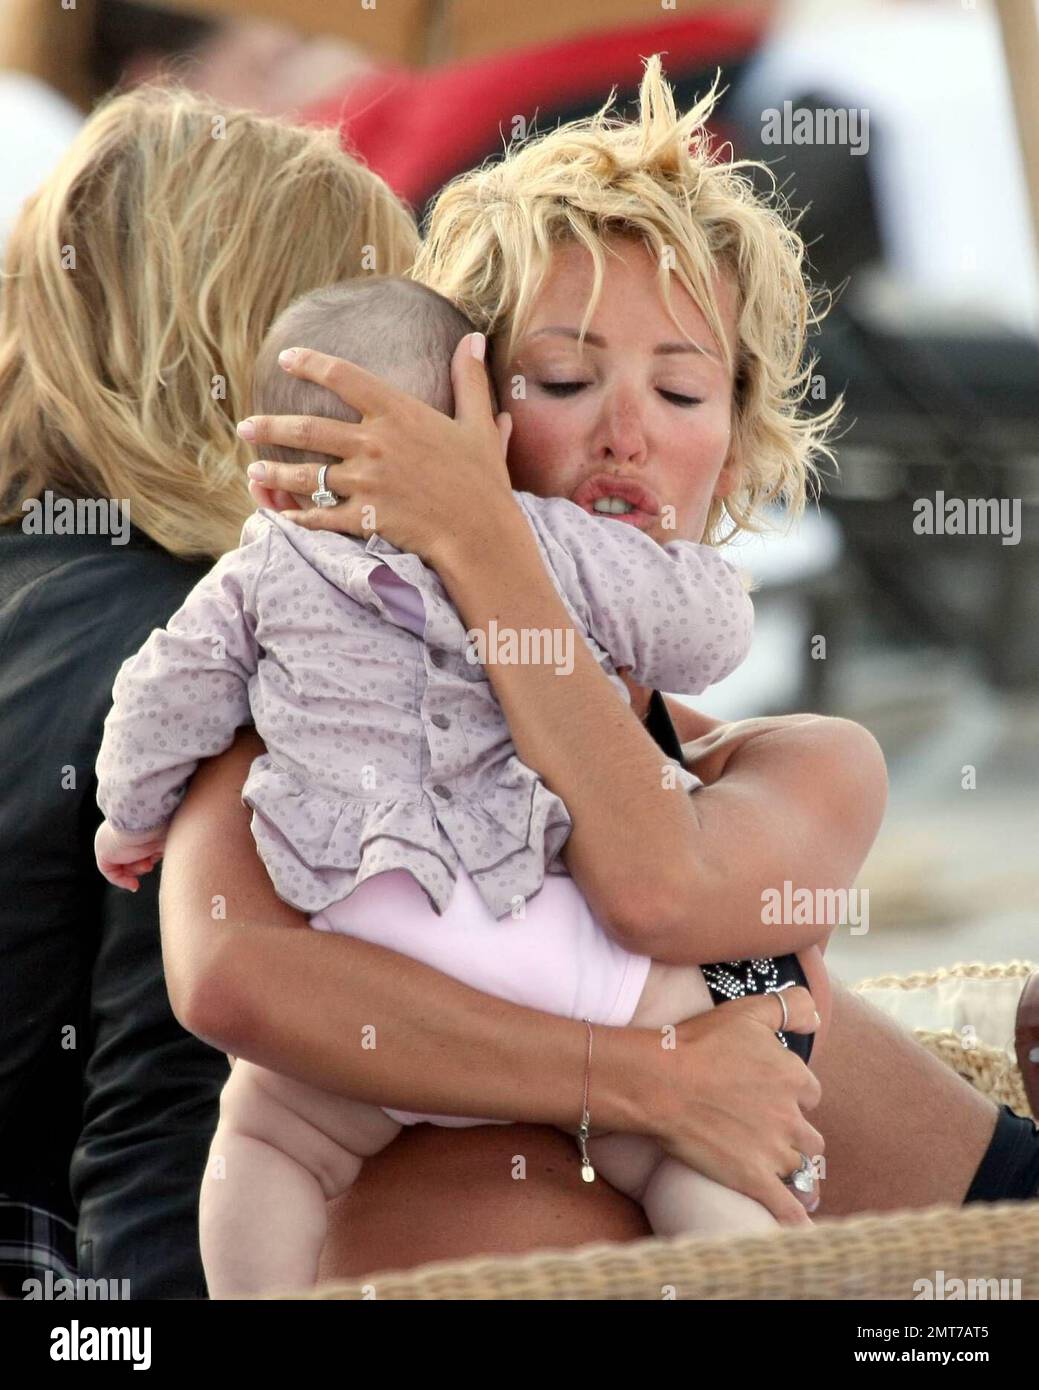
left=513, top=242, right=738, bottom=364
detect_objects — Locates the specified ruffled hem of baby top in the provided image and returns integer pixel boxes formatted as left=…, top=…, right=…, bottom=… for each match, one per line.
left=242, top=754, right=579, bottom=917
left=234, top=508, right=704, bottom=920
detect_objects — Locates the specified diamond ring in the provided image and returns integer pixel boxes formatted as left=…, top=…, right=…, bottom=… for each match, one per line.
left=311, top=464, right=340, bottom=508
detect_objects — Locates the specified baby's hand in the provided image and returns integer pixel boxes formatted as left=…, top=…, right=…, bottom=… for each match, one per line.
left=246, top=478, right=312, bottom=513
left=95, top=820, right=168, bottom=892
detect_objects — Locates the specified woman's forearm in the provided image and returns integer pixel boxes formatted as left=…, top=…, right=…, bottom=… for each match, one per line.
left=433, top=507, right=705, bottom=949
left=434, top=516, right=887, bottom=963
left=159, top=733, right=827, bottom=1226
left=159, top=729, right=650, bottom=1132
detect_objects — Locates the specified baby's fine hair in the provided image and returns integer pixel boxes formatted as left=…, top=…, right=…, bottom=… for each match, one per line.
left=251, top=276, right=496, bottom=466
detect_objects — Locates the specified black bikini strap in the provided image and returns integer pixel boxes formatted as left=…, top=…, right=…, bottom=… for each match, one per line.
left=643, top=689, right=685, bottom=762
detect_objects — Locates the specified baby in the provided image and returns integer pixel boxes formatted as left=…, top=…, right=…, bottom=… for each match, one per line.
left=94, top=276, right=806, bottom=1297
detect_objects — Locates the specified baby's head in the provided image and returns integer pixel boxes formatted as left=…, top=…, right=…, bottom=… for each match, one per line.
left=251, top=276, right=499, bottom=466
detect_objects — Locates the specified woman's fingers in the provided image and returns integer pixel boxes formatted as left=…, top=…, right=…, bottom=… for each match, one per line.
left=451, top=334, right=514, bottom=485
left=767, top=1184, right=814, bottom=1226
left=739, top=985, right=821, bottom=1036
left=238, top=410, right=362, bottom=460
left=734, top=986, right=825, bottom=1112
left=247, top=459, right=354, bottom=501
left=280, top=499, right=369, bottom=536
left=711, top=993, right=824, bottom=1219
left=795, top=1116, right=826, bottom=1163
left=450, top=332, right=494, bottom=424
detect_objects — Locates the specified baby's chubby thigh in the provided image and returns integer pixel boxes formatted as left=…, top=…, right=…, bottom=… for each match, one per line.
left=628, top=960, right=716, bottom=1031
left=213, top=1058, right=402, bottom=1201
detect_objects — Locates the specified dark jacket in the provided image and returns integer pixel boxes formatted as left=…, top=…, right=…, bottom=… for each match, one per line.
left=0, top=510, right=230, bottom=1299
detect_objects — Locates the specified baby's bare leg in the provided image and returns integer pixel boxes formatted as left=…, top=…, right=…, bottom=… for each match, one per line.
left=585, top=963, right=779, bottom=1234
left=199, top=1060, right=402, bottom=1298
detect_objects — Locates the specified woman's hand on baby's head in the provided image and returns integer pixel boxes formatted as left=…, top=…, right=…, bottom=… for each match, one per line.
left=236, top=334, right=517, bottom=567
left=249, top=406, right=511, bottom=499
left=94, top=820, right=167, bottom=892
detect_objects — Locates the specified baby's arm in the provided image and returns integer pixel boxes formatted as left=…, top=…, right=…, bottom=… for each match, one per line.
left=516, top=493, right=753, bottom=696
left=95, top=523, right=271, bottom=887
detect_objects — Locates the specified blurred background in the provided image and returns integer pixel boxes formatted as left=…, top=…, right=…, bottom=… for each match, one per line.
left=2, top=0, right=1036, bottom=982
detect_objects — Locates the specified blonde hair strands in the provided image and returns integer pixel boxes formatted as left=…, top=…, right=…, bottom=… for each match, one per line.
left=413, top=54, right=842, bottom=545
left=0, top=84, right=419, bottom=560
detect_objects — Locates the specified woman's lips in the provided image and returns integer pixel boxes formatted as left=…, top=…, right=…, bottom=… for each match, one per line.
left=570, top=474, right=662, bottom=531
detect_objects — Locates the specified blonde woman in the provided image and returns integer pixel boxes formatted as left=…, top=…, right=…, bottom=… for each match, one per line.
left=0, top=83, right=417, bottom=1298
left=156, top=56, right=1039, bottom=1289
left=163, top=56, right=1039, bottom=1287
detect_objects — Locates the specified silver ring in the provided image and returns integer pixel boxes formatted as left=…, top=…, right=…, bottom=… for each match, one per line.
left=772, top=987, right=790, bottom=1033
left=782, top=1152, right=816, bottom=1194
left=311, top=464, right=340, bottom=508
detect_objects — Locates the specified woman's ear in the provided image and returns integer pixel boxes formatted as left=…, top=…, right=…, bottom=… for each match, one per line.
left=713, top=436, right=741, bottom=500
left=716, top=346, right=747, bottom=500
left=714, top=464, right=739, bottom=500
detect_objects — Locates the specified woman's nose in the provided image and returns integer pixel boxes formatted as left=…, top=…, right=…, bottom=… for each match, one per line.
left=596, top=389, right=648, bottom=466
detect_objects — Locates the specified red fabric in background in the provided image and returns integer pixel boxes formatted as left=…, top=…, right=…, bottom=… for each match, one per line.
left=300, top=10, right=763, bottom=211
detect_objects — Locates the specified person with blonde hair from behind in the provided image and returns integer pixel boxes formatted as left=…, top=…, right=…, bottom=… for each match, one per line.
left=0, top=81, right=418, bottom=1298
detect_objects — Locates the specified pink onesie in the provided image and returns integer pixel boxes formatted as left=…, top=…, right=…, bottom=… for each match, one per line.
left=310, top=564, right=653, bottom=1128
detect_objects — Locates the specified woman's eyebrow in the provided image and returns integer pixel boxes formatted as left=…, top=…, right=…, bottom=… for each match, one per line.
left=528, top=326, right=718, bottom=359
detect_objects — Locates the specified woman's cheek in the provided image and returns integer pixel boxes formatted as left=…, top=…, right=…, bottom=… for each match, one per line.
left=666, top=416, right=735, bottom=520
left=504, top=405, right=576, bottom=496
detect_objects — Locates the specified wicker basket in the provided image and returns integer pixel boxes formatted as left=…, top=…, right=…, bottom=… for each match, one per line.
left=270, top=962, right=1039, bottom=1300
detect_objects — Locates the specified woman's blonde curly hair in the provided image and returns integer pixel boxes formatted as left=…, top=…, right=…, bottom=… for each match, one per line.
left=0, top=83, right=419, bottom=561
left=412, top=54, right=841, bottom=545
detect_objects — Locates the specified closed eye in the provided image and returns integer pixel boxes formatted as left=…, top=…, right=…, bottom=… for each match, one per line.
left=539, top=382, right=587, bottom=396
left=539, top=382, right=702, bottom=407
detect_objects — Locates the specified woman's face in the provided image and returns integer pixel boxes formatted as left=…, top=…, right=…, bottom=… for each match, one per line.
left=491, top=235, right=740, bottom=545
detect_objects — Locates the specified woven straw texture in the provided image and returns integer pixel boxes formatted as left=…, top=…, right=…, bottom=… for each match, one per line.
left=270, top=961, right=1039, bottom=1300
